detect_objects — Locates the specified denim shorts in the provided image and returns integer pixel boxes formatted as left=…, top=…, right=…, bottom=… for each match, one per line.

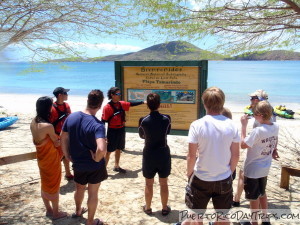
left=244, top=176, right=267, bottom=200
left=185, top=174, right=233, bottom=211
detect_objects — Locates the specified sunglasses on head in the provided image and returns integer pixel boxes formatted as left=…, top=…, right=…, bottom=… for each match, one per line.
left=114, top=93, right=121, bottom=96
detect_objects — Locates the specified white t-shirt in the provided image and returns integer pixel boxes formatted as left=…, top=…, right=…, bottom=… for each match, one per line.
left=243, top=123, right=279, bottom=178
left=188, top=115, right=240, bottom=181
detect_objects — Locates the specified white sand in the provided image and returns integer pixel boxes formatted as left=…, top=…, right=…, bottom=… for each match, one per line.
left=0, top=93, right=300, bottom=224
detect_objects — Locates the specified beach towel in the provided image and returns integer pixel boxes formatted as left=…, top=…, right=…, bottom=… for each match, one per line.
left=34, top=136, right=62, bottom=196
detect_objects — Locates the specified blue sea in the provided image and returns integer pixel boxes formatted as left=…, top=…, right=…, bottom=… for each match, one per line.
left=0, top=61, right=299, bottom=108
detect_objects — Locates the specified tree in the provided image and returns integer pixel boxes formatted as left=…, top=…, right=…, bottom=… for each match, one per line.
left=0, top=0, right=137, bottom=60
left=135, top=0, right=300, bottom=54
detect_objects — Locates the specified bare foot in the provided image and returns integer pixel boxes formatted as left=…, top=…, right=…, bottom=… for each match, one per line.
left=52, top=211, right=68, bottom=220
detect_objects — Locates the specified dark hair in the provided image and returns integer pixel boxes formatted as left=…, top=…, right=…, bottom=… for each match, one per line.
left=35, top=96, right=53, bottom=123
left=147, top=93, right=160, bottom=111
left=88, top=89, right=104, bottom=109
left=107, top=87, right=120, bottom=99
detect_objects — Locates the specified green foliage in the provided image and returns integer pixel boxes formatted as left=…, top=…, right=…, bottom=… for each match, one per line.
left=134, top=0, right=300, bottom=54
left=0, top=0, right=140, bottom=61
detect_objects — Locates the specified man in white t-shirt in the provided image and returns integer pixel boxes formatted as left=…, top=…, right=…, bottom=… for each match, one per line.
left=184, top=87, right=240, bottom=225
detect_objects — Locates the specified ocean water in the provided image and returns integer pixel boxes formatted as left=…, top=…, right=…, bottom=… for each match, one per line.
left=0, top=61, right=299, bottom=108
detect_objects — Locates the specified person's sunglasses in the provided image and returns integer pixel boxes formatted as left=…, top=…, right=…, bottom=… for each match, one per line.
left=63, top=92, right=68, bottom=95
left=114, top=93, right=121, bottom=96
left=250, top=96, right=259, bottom=100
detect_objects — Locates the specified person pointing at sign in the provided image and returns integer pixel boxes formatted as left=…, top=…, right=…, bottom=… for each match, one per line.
left=102, top=87, right=144, bottom=173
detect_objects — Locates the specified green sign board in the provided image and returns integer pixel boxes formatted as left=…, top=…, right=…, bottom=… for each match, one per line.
left=115, top=61, right=208, bottom=135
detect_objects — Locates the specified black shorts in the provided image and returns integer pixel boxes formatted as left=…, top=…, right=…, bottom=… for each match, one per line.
left=244, top=176, right=267, bottom=200
left=142, top=148, right=171, bottom=179
left=185, top=175, right=233, bottom=211
left=107, top=127, right=125, bottom=152
left=74, top=163, right=108, bottom=185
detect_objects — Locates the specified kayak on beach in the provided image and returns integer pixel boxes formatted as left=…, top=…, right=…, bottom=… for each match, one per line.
left=274, top=105, right=294, bottom=119
left=0, top=116, right=18, bottom=130
left=244, top=105, right=253, bottom=116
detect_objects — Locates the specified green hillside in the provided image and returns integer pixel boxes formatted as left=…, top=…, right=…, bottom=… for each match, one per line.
left=49, top=42, right=300, bottom=62
left=99, top=41, right=225, bottom=61
left=230, top=50, right=300, bottom=60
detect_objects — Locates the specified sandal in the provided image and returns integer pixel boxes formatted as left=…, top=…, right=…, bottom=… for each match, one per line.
left=143, top=205, right=152, bottom=215
left=113, top=167, right=126, bottom=173
left=65, top=174, right=74, bottom=180
left=71, top=207, right=88, bottom=218
left=90, top=218, right=104, bottom=225
left=162, top=205, right=171, bottom=216
left=52, top=211, right=68, bottom=220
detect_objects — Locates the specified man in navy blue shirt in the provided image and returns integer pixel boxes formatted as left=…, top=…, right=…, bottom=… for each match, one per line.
left=61, top=89, right=107, bottom=225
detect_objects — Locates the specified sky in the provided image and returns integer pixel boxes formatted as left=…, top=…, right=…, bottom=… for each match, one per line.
left=1, top=35, right=218, bottom=62
left=1, top=37, right=147, bottom=62
left=0, top=0, right=226, bottom=62
left=1, top=0, right=298, bottom=62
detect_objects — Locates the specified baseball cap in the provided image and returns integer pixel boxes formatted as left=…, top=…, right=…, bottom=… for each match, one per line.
left=249, top=89, right=268, bottom=100
left=53, top=87, right=70, bottom=96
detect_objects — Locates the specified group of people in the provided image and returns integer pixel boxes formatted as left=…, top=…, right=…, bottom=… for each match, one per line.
left=30, top=87, right=146, bottom=225
left=181, top=88, right=279, bottom=225
left=30, top=86, right=279, bottom=225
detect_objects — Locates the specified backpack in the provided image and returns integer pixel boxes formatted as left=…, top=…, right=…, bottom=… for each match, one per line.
left=51, top=103, right=69, bottom=129
left=107, top=101, right=126, bottom=123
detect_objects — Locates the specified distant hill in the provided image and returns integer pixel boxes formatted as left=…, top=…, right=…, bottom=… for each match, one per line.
left=49, top=42, right=300, bottom=62
left=230, top=50, right=300, bottom=60
left=98, top=41, right=225, bottom=61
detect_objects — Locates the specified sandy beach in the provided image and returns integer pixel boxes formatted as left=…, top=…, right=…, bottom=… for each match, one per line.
left=0, top=93, right=300, bottom=225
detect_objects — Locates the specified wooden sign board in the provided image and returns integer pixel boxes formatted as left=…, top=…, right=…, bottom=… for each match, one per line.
left=115, top=61, right=208, bottom=135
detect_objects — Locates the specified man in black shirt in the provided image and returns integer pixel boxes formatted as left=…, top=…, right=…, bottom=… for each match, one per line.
left=138, top=93, right=171, bottom=216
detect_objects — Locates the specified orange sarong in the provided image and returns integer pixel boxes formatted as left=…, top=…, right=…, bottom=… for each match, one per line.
left=34, top=136, right=62, bottom=195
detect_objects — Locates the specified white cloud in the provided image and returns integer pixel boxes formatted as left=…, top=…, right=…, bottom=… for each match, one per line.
left=2, top=41, right=143, bottom=61
left=51, top=41, right=142, bottom=53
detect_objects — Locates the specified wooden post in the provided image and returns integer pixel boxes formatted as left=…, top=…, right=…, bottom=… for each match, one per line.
left=0, top=152, right=36, bottom=166
left=280, top=166, right=300, bottom=190
left=280, top=167, right=290, bottom=189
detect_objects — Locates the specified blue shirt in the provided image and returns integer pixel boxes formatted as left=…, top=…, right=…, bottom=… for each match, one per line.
left=62, top=111, right=105, bottom=171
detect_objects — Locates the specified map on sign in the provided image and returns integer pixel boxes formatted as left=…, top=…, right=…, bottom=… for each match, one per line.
left=127, top=89, right=196, bottom=104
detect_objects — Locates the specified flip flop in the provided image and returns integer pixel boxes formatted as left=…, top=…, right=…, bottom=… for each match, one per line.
left=162, top=205, right=171, bottom=216
left=45, top=211, right=53, bottom=218
left=65, top=174, right=74, bottom=180
left=71, top=207, right=88, bottom=218
left=89, top=218, right=104, bottom=225
left=52, top=211, right=68, bottom=220
left=143, top=205, right=152, bottom=215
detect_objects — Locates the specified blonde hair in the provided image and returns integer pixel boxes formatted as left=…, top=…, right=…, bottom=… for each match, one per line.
left=202, top=87, right=225, bottom=113
left=252, top=100, right=273, bottom=121
left=221, top=107, right=232, bottom=119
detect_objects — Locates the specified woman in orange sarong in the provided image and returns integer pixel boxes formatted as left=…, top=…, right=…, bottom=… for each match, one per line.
left=30, top=96, right=67, bottom=220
